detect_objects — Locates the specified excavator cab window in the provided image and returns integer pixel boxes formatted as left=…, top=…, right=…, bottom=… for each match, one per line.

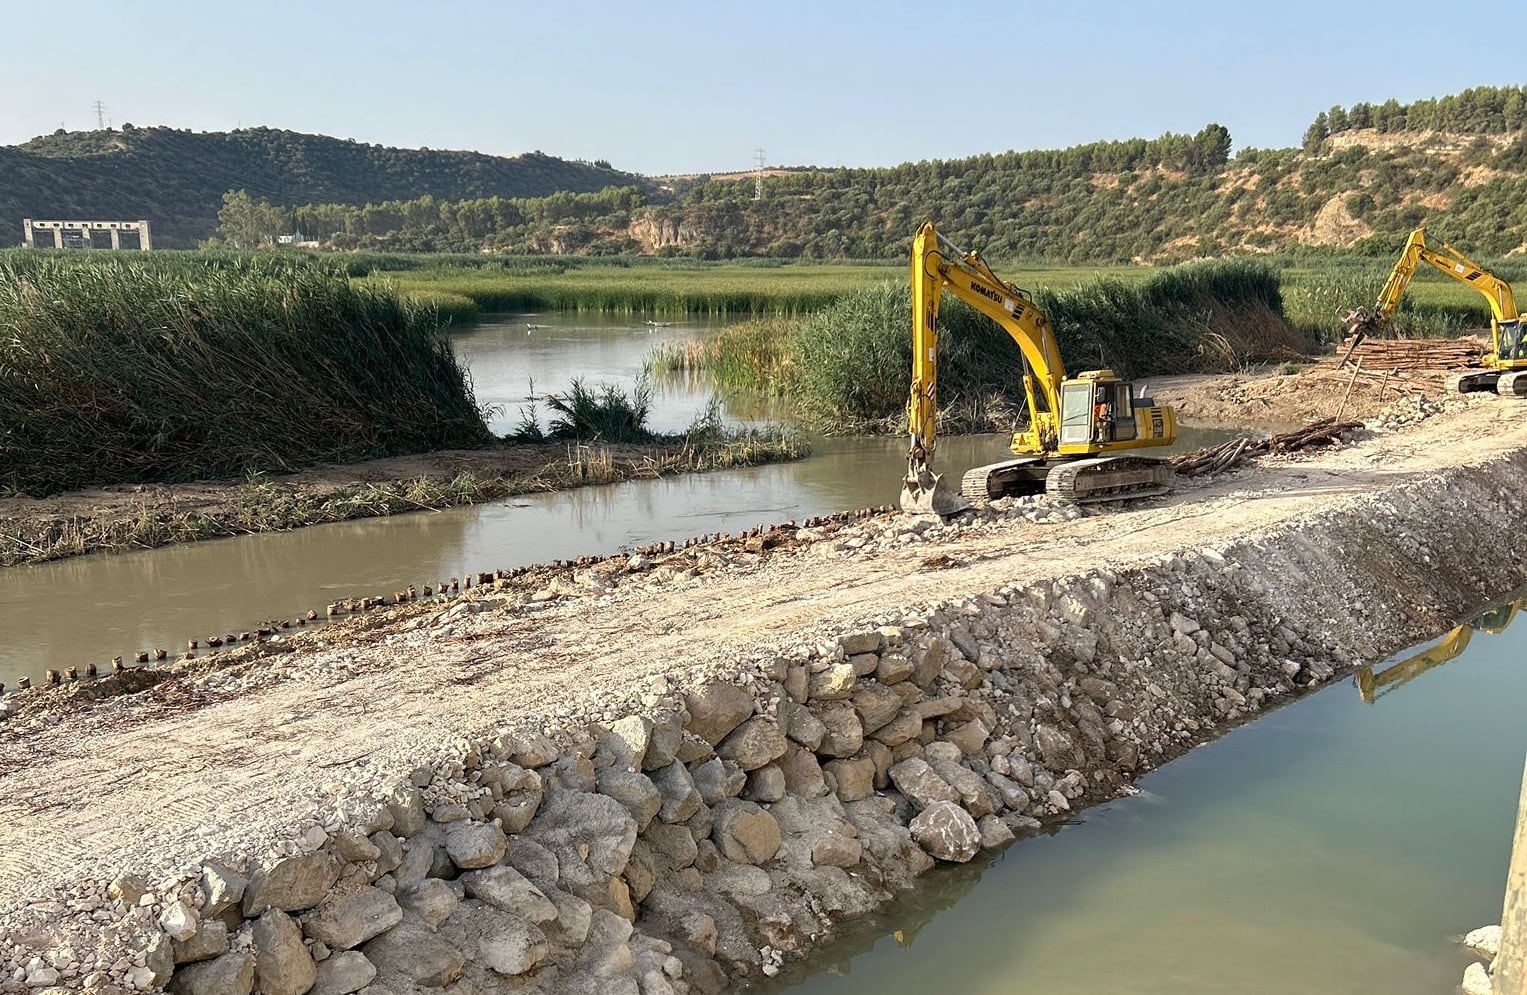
left=1500, top=319, right=1527, bottom=362
left=1059, top=383, right=1093, bottom=445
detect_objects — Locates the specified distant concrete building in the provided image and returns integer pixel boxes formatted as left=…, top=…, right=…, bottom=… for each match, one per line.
left=22, top=219, right=153, bottom=250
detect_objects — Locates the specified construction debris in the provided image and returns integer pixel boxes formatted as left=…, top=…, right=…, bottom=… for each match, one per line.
left=1170, top=419, right=1364, bottom=478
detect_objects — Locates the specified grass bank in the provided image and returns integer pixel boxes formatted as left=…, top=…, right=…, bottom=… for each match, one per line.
left=0, top=251, right=492, bottom=497
left=0, top=429, right=807, bottom=567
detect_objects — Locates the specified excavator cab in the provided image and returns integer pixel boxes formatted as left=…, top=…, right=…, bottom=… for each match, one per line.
left=1059, top=376, right=1139, bottom=447
left=1054, top=372, right=1169, bottom=453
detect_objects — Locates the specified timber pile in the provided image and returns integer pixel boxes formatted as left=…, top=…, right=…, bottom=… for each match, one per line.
left=1330, top=334, right=1484, bottom=372
left=1171, top=418, right=1363, bottom=477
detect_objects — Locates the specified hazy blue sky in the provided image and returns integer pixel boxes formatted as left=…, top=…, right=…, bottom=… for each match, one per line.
left=3, top=0, right=1523, bottom=176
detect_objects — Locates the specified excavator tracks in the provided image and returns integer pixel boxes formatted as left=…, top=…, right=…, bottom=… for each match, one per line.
left=960, top=456, right=1173, bottom=505
left=960, top=458, right=1047, bottom=502
left=1045, top=457, right=1175, bottom=504
left=1448, top=370, right=1527, bottom=398
left=1496, top=371, right=1527, bottom=398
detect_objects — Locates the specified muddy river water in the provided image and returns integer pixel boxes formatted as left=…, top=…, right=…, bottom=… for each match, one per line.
left=4, top=314, right=1520, bottom=993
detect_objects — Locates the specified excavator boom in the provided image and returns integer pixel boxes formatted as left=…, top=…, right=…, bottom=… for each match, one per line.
left=1354, top=596, right=1523, bottom=702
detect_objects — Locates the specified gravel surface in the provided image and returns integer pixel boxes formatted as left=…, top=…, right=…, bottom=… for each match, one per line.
left=2, top=393, right=1523, bottom=920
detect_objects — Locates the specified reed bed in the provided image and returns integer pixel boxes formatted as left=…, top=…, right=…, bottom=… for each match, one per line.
left=1280, top=266, right=1499, bottom=342
left=682, top=259, right=1313, bottom=431
left=533, top=379, right=656, bottom=444
left=0, top=251, right=492, bottom=495
left=369, top=263, right=901, bottom=317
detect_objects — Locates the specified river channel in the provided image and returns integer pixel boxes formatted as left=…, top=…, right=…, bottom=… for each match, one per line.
left=6, top=313, right=1515, bottom=994
left=0, top=314, right=1236, bottom=687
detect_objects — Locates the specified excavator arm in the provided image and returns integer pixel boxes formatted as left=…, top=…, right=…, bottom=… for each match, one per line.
left=1354, top=596, right=1523, bottom=702
left=1346, top=228, right=1524, bottom=368
left=905, top=222, right=1068, bottom=514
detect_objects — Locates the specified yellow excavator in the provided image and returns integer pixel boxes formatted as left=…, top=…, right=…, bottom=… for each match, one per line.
left=901, top=222, right=1179, bottom=516
left=1343, top=228, right=1527, bottom=397
left=1354, top=596, right=1522, bottom=703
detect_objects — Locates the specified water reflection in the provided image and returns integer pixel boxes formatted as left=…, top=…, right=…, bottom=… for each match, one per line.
left=754, top=587, right=1527, bottom=995
left=1355, top=594, right=1524, bottom=702
left=450, top=313, right=771, bottom=436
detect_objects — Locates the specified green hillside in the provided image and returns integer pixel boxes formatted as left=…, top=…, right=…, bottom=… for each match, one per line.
left=274, top=85, right=1527, bottom=263
left=9, top=85, right=1527, bottom=261
left=2, top=126, right=640, bottom=247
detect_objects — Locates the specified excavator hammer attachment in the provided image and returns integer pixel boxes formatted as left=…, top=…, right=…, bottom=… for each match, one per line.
left=900, top=459, right=971, bottom=517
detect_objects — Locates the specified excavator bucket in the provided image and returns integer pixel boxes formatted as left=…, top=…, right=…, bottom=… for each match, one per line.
left=900, top=464, right=971, bottom=517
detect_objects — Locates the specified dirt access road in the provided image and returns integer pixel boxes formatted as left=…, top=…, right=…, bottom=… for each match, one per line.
left=2, top=396, right=1525, bottom=915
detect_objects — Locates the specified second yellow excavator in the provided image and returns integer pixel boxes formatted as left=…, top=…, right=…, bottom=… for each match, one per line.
left=1343, top=228, right=1527, bottom=397
left=901, top=222, right=1179, bottom=516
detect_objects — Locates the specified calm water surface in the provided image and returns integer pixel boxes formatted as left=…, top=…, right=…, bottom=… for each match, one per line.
left=450, top=312, right=778, bottom=435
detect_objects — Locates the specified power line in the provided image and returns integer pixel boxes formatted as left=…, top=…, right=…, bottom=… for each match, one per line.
left=92, top=100, right=106, bottom=130
left=754, top=147, right=765, bottom=201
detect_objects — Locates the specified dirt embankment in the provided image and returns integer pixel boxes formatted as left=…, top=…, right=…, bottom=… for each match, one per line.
left=0, top=437, right=801, bottom=567
left=1, top=395, right=1523, bottom=896
left=1, top=394, right=1525, bottom=993
left=1151, top=358, right=1459, bottom=428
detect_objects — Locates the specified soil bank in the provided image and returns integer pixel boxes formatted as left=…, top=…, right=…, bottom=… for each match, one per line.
left=0, top=438, right=801, bottom=568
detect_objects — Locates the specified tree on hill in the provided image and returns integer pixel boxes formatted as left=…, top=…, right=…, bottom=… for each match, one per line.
left=1315, top=84, right=1527, bottom=138
left=216, top=190, right=287, bottom=248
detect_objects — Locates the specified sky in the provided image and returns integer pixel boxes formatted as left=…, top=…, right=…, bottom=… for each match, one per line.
left=2, top=0, right=1524, bottom=177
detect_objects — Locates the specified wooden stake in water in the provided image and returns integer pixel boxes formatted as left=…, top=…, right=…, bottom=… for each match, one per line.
left=1498, top=753, right=1527, bottom=995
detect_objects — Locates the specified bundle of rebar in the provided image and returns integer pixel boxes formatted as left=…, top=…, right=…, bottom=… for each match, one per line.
left=1170, top=418, right=1363, bottom=477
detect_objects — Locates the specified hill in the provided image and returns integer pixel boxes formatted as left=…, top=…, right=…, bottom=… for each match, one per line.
left=275, top=130, right=1527, bottom=262
left=1, top=126, right=641, bottom=247
left=9, top=84, right=1527, bottom=261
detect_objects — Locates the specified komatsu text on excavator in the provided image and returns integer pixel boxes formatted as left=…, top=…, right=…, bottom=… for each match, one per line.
left=901, top=222, right=1179, bottom=516
left=1343, top=227, right=1527, bottom=398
